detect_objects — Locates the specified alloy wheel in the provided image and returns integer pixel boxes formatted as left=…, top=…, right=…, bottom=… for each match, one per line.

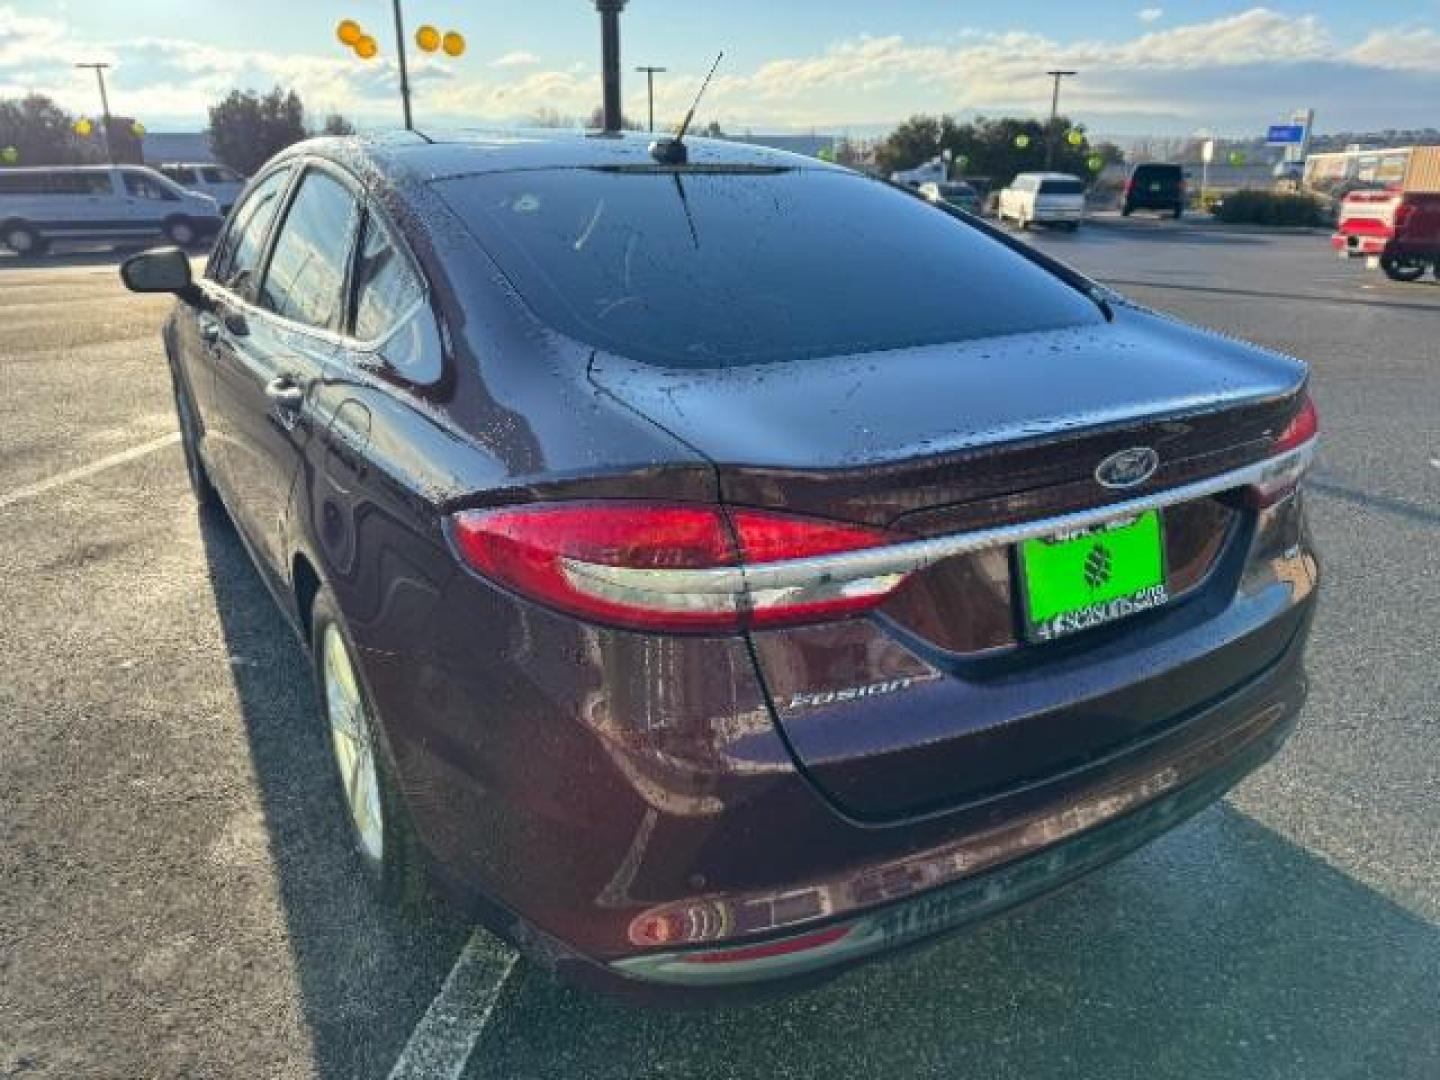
left=322, top=623, right=384, bottom=865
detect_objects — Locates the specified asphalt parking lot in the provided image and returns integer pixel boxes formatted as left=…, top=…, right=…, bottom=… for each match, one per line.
left=2, top=223, right=1437, bottom=1080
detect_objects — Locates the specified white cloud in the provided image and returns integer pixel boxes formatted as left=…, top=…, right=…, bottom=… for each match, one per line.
left=1347, top=28, right=1440, bottom=71
left=1137, top=8, right=1163, bottom=23
left=491, top=51, right=540, bottom=69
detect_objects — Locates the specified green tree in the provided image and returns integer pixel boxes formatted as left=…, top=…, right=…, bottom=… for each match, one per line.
left=207, top=87, right=307, bottom=175
left=102, top=116, right=145, bottom=165
left=0, top=93, right=98, bottom=166
left=319, top=112, right=356, bottom=137
left=877, top=113, right=1121, bottom=187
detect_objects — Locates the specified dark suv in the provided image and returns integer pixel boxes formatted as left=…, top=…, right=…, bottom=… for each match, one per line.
left=120, top=132, right=1318, bottom=1000
left=1123, top=162, right=1187, bottom=219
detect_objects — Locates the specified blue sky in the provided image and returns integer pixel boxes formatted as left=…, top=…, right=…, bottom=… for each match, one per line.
left=3, top=2, right=1438, bottom=137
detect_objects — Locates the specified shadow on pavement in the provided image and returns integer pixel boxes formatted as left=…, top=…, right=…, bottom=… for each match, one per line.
left=198, top=508, right=467, bottom=1080
left=471, top=806, right=1439, bottom=1079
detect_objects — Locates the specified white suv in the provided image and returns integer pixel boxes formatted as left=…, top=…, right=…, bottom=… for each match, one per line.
left=998, top=172, right=1088, bottom=231
left=0, top=165, right=223, bottom=256
left=156, top=162, right=247, bottom=214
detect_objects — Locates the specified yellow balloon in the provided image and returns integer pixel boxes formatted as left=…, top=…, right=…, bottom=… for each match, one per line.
left=442, top=30, right=466, bottom=57
left=74, top=118, right=93, bottom=136
left=337, top=19, right=362, bottom=46
left=354, top=34, right=379, bottom=60
left=1, top=146, right=18, bottom=164
left=1067, top=129, right=1084, bottom=146
left=131, top=120, right=147, bottom=137
left=1014, top=133, right=1030, bottom=149
left=415, top=24, right=441, bottom=52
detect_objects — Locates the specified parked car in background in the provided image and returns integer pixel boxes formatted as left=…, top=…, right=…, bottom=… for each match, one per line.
left=919, top=180, right=982, bottom=215
left=998, top=172, right=1087, bottom=230
left=156, top=162, right=247, bottom=214
left=1122, top=163, right=1187, bottom=219
left=0, top=165, right=222, bottom=255
left=121, top=132, right=1317, bottom=1000
left=1332, top=187, right=1440, bottom=282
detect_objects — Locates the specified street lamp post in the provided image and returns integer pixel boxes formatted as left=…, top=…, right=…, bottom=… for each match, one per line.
left=1044, top=69, right=1077, bottom=169
left=635, top=65, right=666, bottom=132
left=75, top=61, right=114, bottom=164
left=593, top=1, right=628, bottom=132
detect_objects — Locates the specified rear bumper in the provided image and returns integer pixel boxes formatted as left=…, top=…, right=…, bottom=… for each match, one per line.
left=594, top=620, right=1306, bottom=992
left=1332, top=233, right=1389, bottom=256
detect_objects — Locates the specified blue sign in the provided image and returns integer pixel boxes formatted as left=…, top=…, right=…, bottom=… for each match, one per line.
left=1266, top=124, right=1305, bottom=145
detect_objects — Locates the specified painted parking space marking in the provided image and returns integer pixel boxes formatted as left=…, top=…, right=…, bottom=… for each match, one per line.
left=386, top=932, right=519, bottom=1080
left=0, top=432, right=180, bottom=510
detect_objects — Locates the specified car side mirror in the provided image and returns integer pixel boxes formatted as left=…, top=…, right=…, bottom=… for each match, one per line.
left=120, top=246, right=198, bottom=300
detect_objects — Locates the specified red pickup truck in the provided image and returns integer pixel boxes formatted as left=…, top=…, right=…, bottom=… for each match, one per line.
left=1332, top=187, right=1440, bottom=283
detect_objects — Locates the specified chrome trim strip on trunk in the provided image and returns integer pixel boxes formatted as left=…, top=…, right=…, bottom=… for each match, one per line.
left=572, top=442, right=1317, bottom=596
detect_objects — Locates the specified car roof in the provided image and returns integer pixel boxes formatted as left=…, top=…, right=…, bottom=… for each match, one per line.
left=1015, top=171, right=1085, bottom=181
left=279, top=129, right=845, bottom=183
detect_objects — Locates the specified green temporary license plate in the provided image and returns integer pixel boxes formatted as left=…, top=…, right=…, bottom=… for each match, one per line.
left=1018, top=511, right=1169, bottom=643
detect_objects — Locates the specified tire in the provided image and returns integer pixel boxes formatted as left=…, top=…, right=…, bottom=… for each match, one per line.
left=163, top=216, right=197, bottom=246
left=1121, top=206, right=1133, bottom=218
left=1380, top=256, right=1427, bottom=283
left=1172, top=207, right=1184, bottom=220
left=170, top=363, right=221, bottom=512
left=310, top=589, right=431, bottom=913
left=3, top=222, right=47, bottom=256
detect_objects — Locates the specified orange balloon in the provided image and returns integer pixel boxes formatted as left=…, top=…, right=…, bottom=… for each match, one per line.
left=442, top=30, right=465, bottom=57
left=336, top=19, right=362, bottom=46
left=415, top=25, right=441, bottom=52
left=355, top=34, right=378, bottom=60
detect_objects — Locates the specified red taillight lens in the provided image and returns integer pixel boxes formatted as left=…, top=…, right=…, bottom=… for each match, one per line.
left=450, top=503, right=906, bottom=634
left=1273, top=396, right=1318, bottom=454
left=1252, top=395, right=1318, bottom=507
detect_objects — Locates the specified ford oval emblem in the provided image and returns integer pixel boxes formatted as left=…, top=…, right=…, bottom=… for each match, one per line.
left=1095, top=447, right=1160, bottom=490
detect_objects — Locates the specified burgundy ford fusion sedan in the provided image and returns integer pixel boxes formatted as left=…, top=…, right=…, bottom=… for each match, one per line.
left=121, top=132, right=1319, bottom=998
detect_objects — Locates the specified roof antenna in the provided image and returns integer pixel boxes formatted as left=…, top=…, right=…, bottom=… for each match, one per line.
left=650, top=51, right=723, bottom=166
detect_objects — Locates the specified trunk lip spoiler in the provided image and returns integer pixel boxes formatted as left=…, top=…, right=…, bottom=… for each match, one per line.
left=567, top=441, right=1316, bottom=596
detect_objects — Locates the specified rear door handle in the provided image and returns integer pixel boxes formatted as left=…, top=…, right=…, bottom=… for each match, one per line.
left=265, top=375, right=307, bottom=412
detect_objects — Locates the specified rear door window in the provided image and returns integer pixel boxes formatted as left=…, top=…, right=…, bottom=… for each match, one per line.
left=435, top=167, right=1102, bottom=368
left=257, top=168, right=358, bottom=331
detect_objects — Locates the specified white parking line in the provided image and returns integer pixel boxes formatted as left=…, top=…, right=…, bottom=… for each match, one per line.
left=386, top=932, right=519, bottom=1080
left=0, top=433, right=180, bottom=510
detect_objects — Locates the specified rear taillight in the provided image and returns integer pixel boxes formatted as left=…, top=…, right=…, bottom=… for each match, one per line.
left=1253, top=395, right=1318, bottom=506
left=449, top=503, right=909, bottom=634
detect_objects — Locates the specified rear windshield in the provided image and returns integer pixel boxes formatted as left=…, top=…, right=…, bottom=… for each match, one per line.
left=1132, top=165, right=1182, bottom=188
left=434, top=167, right=1101, bottom=368
left=1038, top=178, right=1085, bottom=195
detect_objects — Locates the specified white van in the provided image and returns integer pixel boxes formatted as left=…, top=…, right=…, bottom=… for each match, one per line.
left=997, top=172, right=1088, bottom=230
left=155, top=162, right=247, bottom=214
left=0, top=165, right=223, bottom=255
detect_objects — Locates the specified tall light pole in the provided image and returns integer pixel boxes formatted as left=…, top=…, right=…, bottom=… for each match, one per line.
left=75, top=61, right=114, bottom=164
left=1044, top=69, right=1076, bottom=169
left=593, top=1, right=628, bottom=132
left=635, top=65, right=666, bottom=132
